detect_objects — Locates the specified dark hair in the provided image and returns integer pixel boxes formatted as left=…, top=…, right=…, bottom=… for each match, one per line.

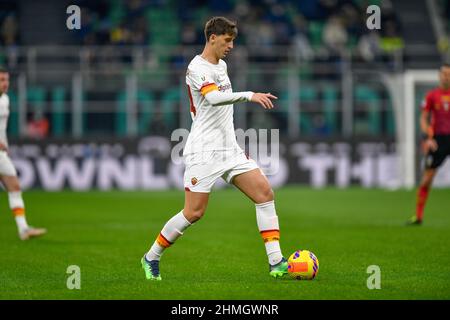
left=204, top=17, right=237, bottom=42
left=442, top=63, right=450, bottom=68
left=0, top=66, right=8, bottom=74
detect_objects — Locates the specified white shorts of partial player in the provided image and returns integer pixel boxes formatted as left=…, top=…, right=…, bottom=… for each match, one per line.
left=0, top=151, right=17, bottom=176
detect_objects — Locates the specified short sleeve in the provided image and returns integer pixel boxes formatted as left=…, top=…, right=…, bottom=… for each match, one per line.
left=421, top=92, right=433, bottom=111
left=186, top=66, right=218, bottom=96
left=3, top=94, right=9, bottom=106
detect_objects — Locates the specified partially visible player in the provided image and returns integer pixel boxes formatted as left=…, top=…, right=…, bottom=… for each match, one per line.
left=407, top=63, right=450, bottom=225
left=0, top=67, right=47, bottom=240
left=141, top=17, right=287, bottom=280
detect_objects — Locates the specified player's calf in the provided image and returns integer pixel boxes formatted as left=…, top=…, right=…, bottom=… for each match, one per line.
left=256, top=200, right=287, bottom=278
left=142, top=210, right=192, bottom=280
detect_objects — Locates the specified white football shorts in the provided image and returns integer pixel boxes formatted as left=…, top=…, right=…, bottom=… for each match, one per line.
left=0, top=151, right=17, bottom=176
left=183, top=149, right=259, bottom=193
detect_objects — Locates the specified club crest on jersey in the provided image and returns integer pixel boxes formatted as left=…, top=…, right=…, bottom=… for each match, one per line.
left=441, top=96, right=450, bottom=111
left=191, top=177, right=198, bottom=185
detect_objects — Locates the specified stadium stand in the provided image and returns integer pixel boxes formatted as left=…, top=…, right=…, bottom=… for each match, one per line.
left=0, top=0, right=444, bottom=138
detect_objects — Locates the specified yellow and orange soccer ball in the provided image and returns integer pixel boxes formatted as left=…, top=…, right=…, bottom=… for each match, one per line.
left=287, top=250, right=319, bottom=280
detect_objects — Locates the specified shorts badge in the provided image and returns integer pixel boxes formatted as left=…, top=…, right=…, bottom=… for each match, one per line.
left=191, top=177, right=198, bottom=185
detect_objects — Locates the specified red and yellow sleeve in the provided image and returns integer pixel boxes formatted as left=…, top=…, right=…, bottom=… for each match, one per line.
left=200, top=83, right=218, bottom=96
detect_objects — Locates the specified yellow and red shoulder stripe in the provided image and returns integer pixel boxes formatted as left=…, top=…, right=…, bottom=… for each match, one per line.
left=200, top=83, right=218, bottom=96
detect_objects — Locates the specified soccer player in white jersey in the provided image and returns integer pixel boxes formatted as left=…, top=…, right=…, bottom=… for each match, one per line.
left=141, top=17, right=287, bottom=280
left=0, top=67, right=46, bottom=240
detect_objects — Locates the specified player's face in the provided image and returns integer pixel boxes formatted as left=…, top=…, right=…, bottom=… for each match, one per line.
left=213, top=34, right=235, bottom=59
left=0, top=72, right=9, bottom=94
left=439, top=66, right=450, bottom=89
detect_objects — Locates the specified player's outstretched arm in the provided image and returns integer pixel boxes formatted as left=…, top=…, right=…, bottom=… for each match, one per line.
left=204, top=90, right=277, bottom=109
left=204, top=90, right=254, bottom=106
left=250, top=92, right=278, bottom=109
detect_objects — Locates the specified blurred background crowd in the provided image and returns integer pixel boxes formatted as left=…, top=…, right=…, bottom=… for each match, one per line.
left=0, top=0, right=448, bottom=140
left=1, top=0, right=406, bottom=63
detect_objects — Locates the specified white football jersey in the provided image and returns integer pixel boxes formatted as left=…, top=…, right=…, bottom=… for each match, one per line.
left=0, top=93, right=10, bottom=147
left=184, top=55, right=242, bottom=155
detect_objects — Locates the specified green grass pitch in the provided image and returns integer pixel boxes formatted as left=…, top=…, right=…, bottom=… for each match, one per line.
left=0, top=187, right=449, bottom=299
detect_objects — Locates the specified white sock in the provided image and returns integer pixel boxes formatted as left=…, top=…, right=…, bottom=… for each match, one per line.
left=265, top=242, right=283, bottom=265
left=146, top=243, right=164, bottom=261
left=15, top=215, right=29, bottom=233
left=8, top=192, right=29, bottom=233
left=146, top=210, right=191, bottom=261
left=256, top=200, right=283, bottom=266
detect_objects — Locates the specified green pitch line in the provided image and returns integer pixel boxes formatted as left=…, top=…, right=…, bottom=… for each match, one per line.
left=0, top=187, right=449, bottom=300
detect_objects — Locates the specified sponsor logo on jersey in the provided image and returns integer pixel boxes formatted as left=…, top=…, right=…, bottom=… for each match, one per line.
left=218, top=83, right=232, bottom=92
left=441, top=96, right=450, bottom=111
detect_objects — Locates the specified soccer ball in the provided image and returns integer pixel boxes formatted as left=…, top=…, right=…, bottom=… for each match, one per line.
left=287, top=250, right=319, bottom=280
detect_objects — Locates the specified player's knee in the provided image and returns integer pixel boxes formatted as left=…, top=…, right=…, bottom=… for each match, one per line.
left=184, top=207, right=206, bottom=223
left=4, top=179, right=21, bottom=192
left=264, top=187, right=275, bottom=202
left=189, top=209, right=205, bottom=222
left=255, top=186, right=274, bottom=203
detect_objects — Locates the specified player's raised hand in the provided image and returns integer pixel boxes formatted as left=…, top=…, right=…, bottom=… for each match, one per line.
left=251, top=92, right=278, bottom=109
